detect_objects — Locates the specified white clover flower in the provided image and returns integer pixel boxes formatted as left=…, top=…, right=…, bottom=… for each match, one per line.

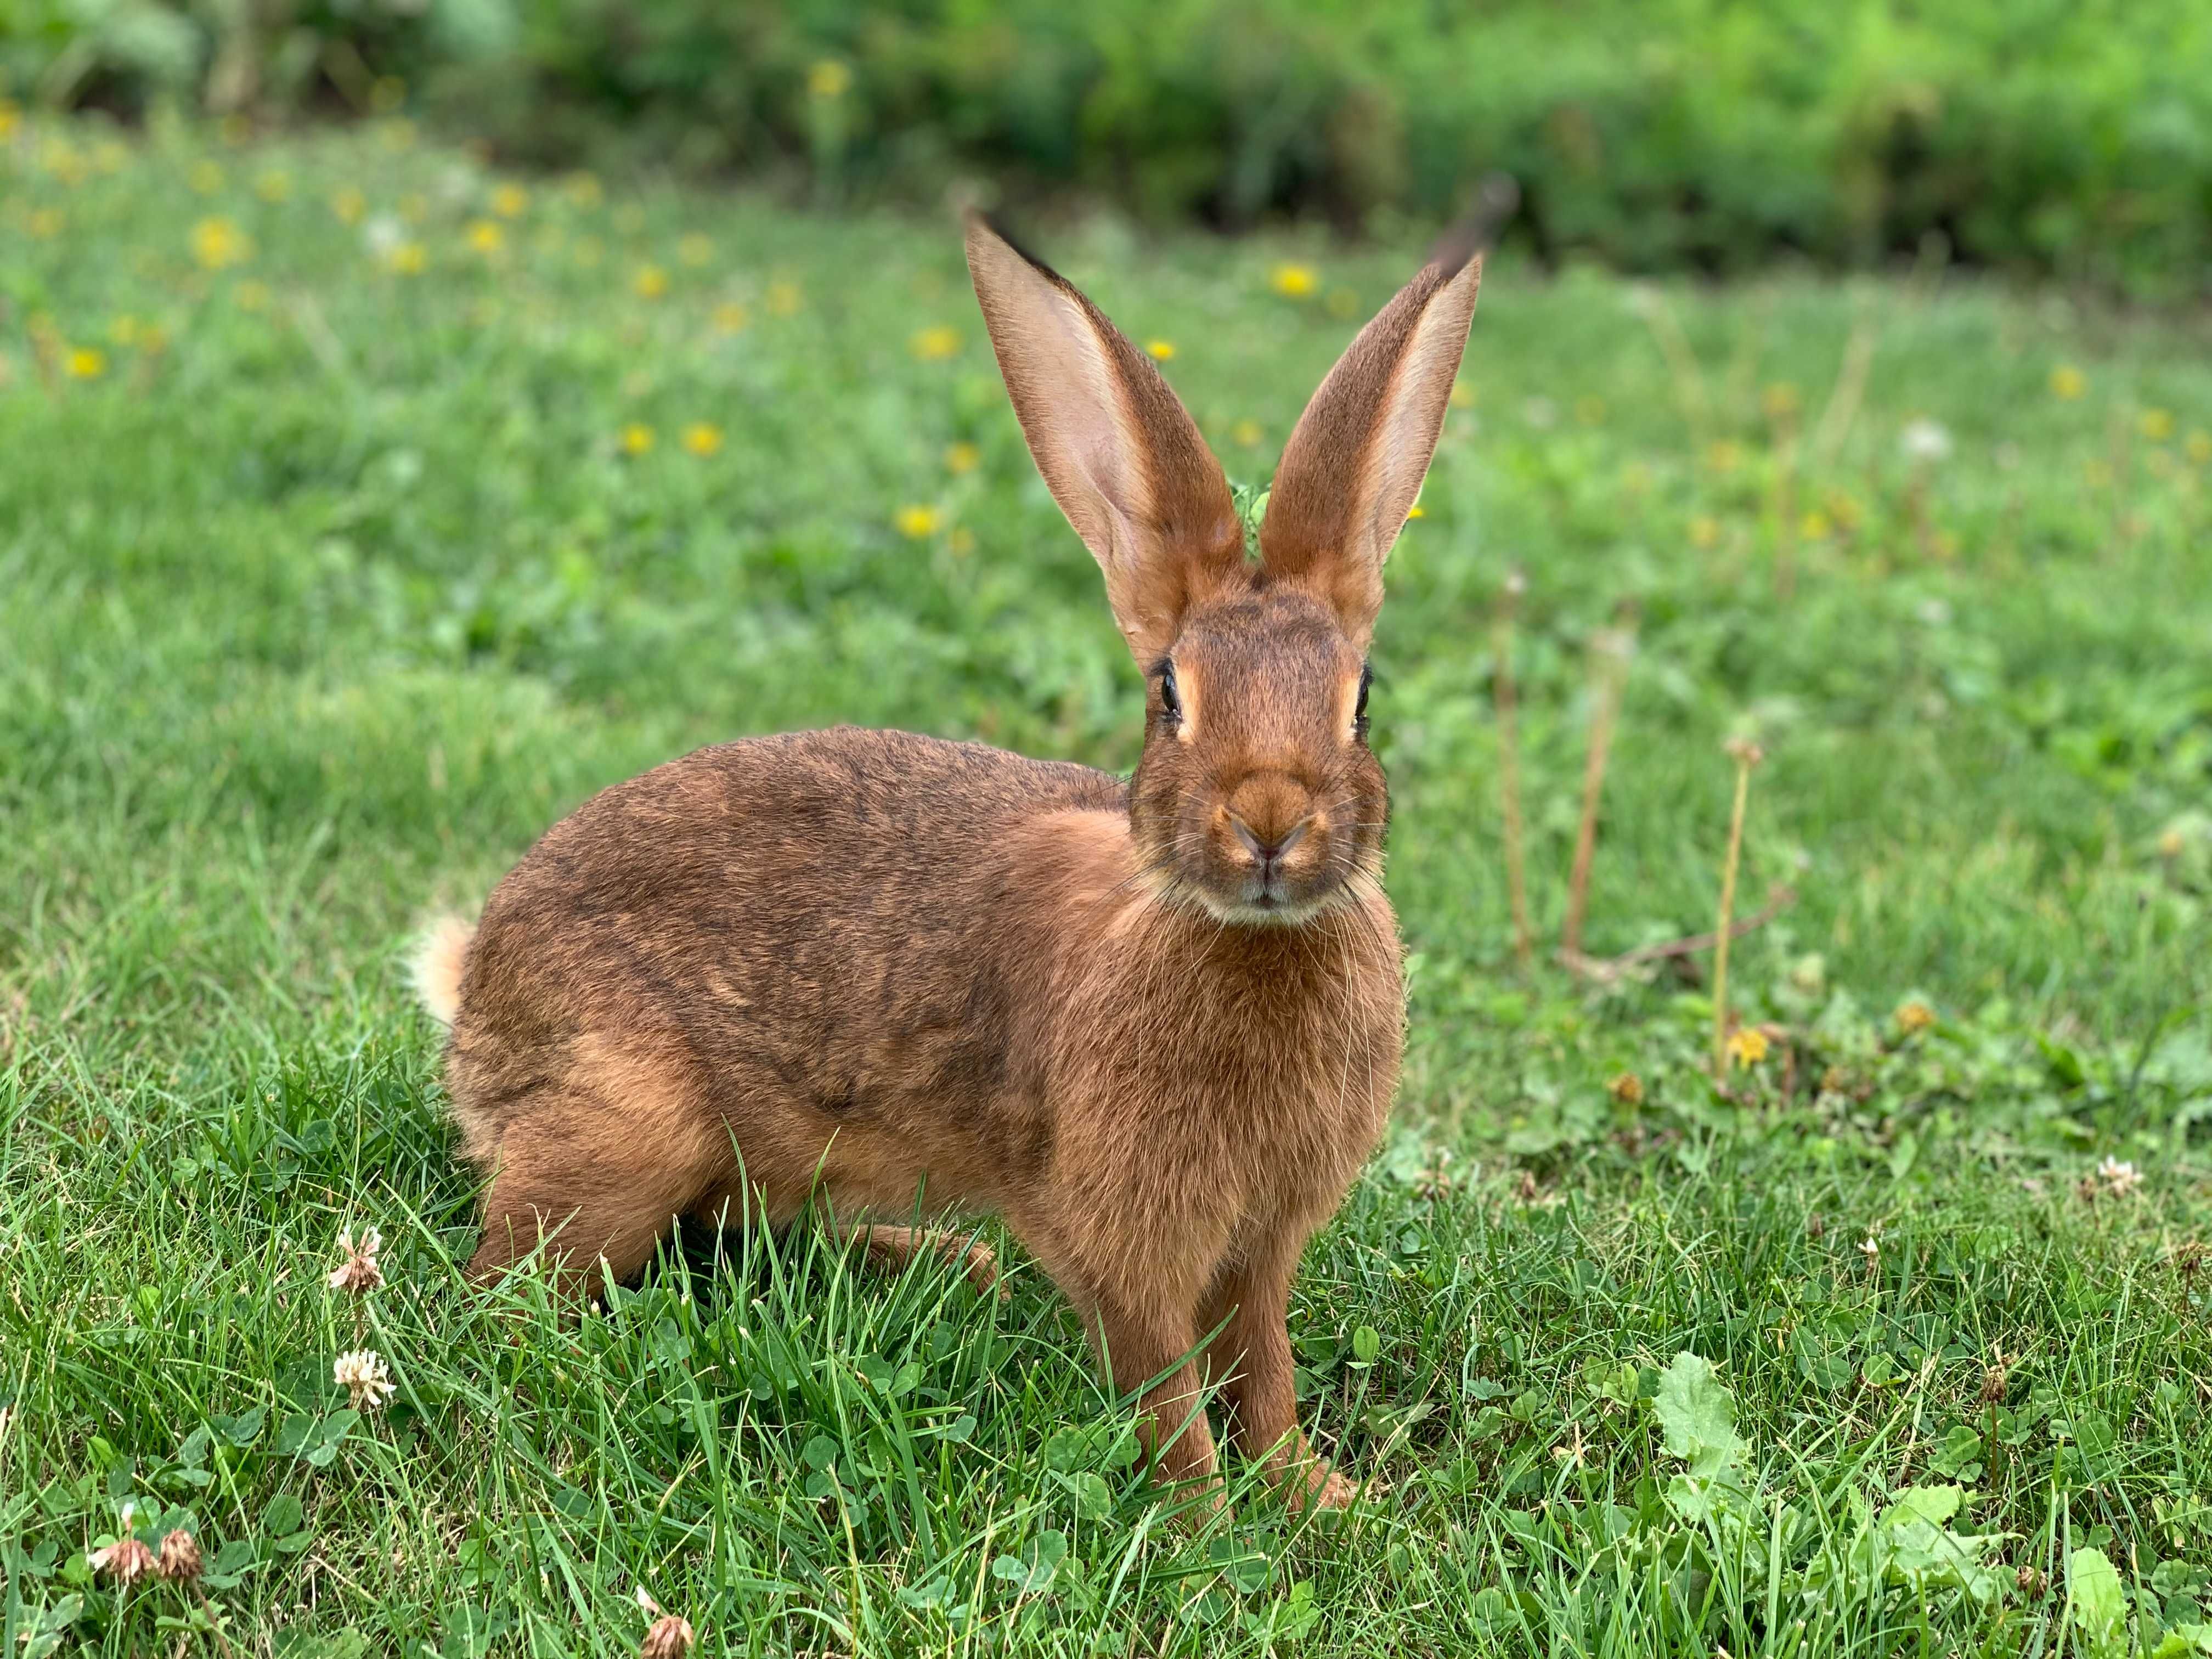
left=334, top=1348, right=397, bottom=1411
left=1900, top=418, right=1954, bottom=464
left=329, top=1223, right=385, bottom=1295
left=2097, top=1156, right=2144, bottom=1198
left=362, top=213, right=406, bottom=258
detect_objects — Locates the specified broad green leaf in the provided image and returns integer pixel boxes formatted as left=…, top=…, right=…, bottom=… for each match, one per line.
left=2069, top=1546, right=2129, bottom=1654
left=1654, top=1352, right=1739, bottom=1474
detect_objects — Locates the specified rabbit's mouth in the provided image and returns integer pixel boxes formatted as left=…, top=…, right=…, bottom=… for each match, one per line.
left=1178, top=865, right=1355, bottom=929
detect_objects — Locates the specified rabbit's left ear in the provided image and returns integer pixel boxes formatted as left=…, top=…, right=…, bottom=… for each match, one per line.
left=1260, top=225, right=1487, bottom=648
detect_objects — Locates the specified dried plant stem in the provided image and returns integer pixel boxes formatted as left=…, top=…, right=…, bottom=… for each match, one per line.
left=1773, top=414, right=1801, bottom=600
left=2105, top=404, right=2134, bottom=558
left=1559, top=882, right=1797, bottom=984
left=1633, top=291, right=1711, bottom=443
left=1809, top=309, right=1877, bottom=467
left=1493, top=572, right=1532, bottom=972
left=1561, top=618, right=1635, bottom=958
left=198, top=1589, right=241, bottom=1659
left=1711, top=740, right=1764, bottom=1077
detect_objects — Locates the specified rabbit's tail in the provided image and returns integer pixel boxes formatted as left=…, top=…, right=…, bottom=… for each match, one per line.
left=410, top=915, right=476, bottom=1025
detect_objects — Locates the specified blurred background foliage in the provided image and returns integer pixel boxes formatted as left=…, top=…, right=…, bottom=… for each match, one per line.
left=5, top=0, right=2210, bottom=293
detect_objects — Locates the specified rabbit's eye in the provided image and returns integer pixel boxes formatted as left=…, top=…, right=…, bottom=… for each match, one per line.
left=1354, top=663, right=1373, bottom=733
left=1156, top=663, right=1182, bottom=727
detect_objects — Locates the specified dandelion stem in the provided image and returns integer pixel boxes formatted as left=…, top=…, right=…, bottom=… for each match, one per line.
left=1561, top=616, right=1634, bottom=958
left=1712, top=740, right=1764, bottom=1077
left=1493, top=572, right=1532, bottom=973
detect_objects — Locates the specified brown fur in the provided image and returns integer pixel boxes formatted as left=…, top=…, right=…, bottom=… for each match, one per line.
left=428, top=215, right=1488, bottom=1509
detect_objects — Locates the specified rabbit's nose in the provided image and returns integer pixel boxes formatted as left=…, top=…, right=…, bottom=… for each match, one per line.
left=1229, top=813, right=1311, bottom=866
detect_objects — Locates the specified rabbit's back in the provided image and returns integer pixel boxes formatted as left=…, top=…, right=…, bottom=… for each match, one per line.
left=444, top=727, right=1122, bottom=1221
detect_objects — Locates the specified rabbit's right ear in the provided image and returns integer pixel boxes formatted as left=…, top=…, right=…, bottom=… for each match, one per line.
left=965, top=212, right=1245, bottom=664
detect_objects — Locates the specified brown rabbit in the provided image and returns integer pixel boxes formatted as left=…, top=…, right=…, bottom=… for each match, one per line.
left=415, top=210, right=1489, bottom=1509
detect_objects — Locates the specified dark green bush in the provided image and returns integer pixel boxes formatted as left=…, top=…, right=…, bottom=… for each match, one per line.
left=7, top=0, right=2210, bottom=290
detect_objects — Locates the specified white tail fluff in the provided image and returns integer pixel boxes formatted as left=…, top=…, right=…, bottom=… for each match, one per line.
left=410, top=915, right=476, bottom=1025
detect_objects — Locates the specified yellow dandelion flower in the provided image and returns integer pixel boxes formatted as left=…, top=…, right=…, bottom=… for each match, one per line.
left=1145, top=339, right=1176, bottom=361
left=2158, top=826, right=2188, bottom=859
left=633, top=264, right=669, bottom=299
left=1607, top=1073, right=1645, bottom=1107
left=1894, top=1000, right=1937, bottom=1035
left=28, top=207, right=63, bottom=238
left=681, top=422, right=724, bottom=457
left=1231, top=419, right=1263, bottom=448
left=944, top=442, right=981, bottom=475
left=2049, top=365, right=2085, bottom=400
left=490, top=182, right=529, bottom=219
left=910, top=325, right=960, bottom=361
left=387, top=241, right=427, bottom=275
left=2140, top=408, right=2174, bottom=441
left=191, top=217, right=251, bottom=269
left=809, top=59, right=853, bottom=99
left=1703, top=439, right=1742, bottom=475
left=1689, top=515, right=1721, bottom=550
left=0, top=99, right=19, bottom=142
left=1725, top=1028, right=1770, bottom=1069
left=704, top=301, right=750, bottom=336
left=677, top=233, right=712, bottom=267
left=188, top=160, right=224, bottom=195
left=234, top=280, right=272, bottom=312
left=1799, top=509, right=1831, bottom=540
left=1406, top=503, right=1426, bottom=520
left=566, top=171, right=603, bottom=208
left=331, top=186, right=366, bottom=225
left=2187, top=431, right=2212, bottom=465
left=620, top=424, right=656, bottom=456
left=1760, top=382, right=1801, bottom=419
left=109, top=315, right=140, bottom=346
left=1269, top=263, right=1318, bottom=298
left=766, top=280, right=802, bottom=317
left=255, top=168, right=291, bottom=203
left=895, top=504, right=942, bottom=538
left=1826, top=490, right=1864, bottom=531
left=65, top=346, right=106, bottom=380
left=467, top=219, right=506, bottom=256
left=369, top=75, right=407, bottom=114
left=1449, top=380, right=1475, bottom=410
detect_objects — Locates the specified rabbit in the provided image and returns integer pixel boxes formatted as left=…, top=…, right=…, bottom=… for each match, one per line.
left=415, top=208, right=1490, bottom=1510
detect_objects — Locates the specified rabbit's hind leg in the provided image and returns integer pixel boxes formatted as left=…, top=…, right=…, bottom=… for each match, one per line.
left=463, top=1053, right=731, bottom=1296
left=842, top=1222, right=1006, bottom=1300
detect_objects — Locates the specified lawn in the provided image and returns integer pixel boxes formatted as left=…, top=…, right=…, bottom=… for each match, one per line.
left=3, top=113, right=2211, bottom=1658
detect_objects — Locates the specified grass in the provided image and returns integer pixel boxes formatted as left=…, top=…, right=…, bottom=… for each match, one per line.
left=3, top=112, right=2211, bottom=1658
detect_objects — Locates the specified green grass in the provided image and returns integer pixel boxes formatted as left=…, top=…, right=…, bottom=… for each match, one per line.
left=4, top=115, right=2212, bottom=1658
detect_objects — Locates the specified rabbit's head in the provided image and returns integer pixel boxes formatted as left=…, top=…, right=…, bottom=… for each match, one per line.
left=966, top=213, right=1487, bottom=924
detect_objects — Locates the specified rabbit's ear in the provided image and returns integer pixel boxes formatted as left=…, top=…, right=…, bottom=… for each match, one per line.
left=1260, top=224, right=1488, bottom=648
left=965, top=212, right=1245, bottom=663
